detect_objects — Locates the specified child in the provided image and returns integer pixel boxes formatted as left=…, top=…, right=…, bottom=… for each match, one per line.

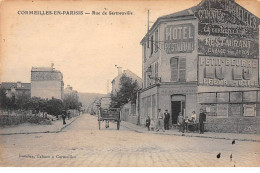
left=145, top=116, right=151, bottom=131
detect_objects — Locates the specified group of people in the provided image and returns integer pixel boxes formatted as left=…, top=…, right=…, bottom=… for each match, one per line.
left=146, top=108, right=207, bottom=134
left=145, top=109, right=170, bottom=132
left=177, top=109, right=206, bottom=134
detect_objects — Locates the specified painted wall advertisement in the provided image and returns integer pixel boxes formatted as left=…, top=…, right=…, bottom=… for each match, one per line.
left=194, top=0, right=259, bottom=58
left=164, top=23, right=195, bottom=54
left=198, top=56, right=259, bottom=87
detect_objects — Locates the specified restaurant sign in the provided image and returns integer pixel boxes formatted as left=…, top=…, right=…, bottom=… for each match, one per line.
left=164, top=23, right=195, bottom=54
left=194, top=0, right=259, bottom=58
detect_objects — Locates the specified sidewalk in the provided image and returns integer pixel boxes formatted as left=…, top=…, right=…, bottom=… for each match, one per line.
left=120, top=121, right=260, bottom=142
left=0, top=116, right=78, bottom=135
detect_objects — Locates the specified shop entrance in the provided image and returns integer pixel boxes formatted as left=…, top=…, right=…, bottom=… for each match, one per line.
left=171, top=95, right=186, bottom=124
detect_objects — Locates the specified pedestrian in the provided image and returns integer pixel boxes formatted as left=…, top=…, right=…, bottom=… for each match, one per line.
left=164, top=110, right=170, bottom=130
left=199, top=109, right=206, bottom=134
left=145, top=116, right=151, bottom=131
left=177, top=112, right=185, bottom=133
left=62, top=110, right=67, bottom=125
left=150, top=118, right=155, bottom=131
left=156, top=109, right=164, bottom=132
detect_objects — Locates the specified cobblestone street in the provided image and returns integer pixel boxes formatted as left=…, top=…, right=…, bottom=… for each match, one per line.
left=0, top=114, right=259, bottom=167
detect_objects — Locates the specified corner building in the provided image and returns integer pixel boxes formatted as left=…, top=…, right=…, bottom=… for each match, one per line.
left=139, top=0, right=260, bottom=133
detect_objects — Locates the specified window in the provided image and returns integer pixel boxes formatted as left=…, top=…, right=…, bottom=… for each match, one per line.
left=150, top=35, right=154, bottom=55
left=131, top=104, right=136, bottom=115
left=155, top=30, right=158, bottom=52
left=170, top=57, right=186, bottom=82
left=155, top=62, right=158, bottom=78
left=217, top=92, right=229, bottom=103
left=143, top=43, right=146, bottom=62
left=243, top=91, right=257, bottom=102
left=152, top=94, right=156, bottom=118
left=170, top=57, right=179, bottom=81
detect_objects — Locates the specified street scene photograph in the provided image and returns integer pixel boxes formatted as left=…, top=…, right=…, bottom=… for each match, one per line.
left=0, top=0, right=260, bottom=167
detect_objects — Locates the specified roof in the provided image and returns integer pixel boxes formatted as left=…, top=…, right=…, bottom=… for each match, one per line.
left=158, top=6, right=197, bottom=20
left=0, top=82, right=31, bottom=90
left=31, top=67, right=61, bottom=73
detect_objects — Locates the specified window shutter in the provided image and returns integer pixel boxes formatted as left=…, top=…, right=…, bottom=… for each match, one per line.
left=179, top=58, right=186, bottom=82
left=170, top=58, right=178, bottom=81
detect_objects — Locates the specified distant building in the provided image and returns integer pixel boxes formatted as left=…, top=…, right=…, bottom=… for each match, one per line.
left=64, top=85, right=77, bottom=96
left=111, top=67, right=142, bottom=124
left=31, top=64, right=64, bottom=100
left=111, top=67, right=142, bottom=95
left=0, top=81, right=31, bottom=98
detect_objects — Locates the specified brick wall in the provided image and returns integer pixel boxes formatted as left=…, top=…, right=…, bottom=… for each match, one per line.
left=205, top=117, right=260, bottom=134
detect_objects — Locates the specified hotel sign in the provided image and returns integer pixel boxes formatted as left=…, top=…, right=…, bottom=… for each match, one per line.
left=164, top=23, right=195, bottom=54
left=198, top=56, right=259, bottom=87
left=194, top=0, right=259, bottom=58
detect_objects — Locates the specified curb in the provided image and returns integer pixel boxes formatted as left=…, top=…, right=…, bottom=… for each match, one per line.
left=0, top=116, right=79, bottom=136
left=120, top=123, right=260, bottom=143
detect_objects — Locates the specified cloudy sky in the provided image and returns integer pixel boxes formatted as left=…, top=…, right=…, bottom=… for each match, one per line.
left=1, top=0, right=259, bottom=94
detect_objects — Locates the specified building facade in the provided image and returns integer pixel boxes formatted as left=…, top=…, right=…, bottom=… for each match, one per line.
left=31, top=65, right=64, bottom=100
left=139, top=0, right=260, bottom=133
left=0, top=81, right=31, bottom=98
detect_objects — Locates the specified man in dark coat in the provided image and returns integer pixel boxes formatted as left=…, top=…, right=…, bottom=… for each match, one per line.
left=164, top=110, right=170, bottom=130
left=62, top=110, right=67, bottom=125
left=199, top=109, right=206, bottom=134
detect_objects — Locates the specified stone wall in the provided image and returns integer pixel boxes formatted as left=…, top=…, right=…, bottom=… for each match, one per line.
left=205, top=117, right=260, bottom=134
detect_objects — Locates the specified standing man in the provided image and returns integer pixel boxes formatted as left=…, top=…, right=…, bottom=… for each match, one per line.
left=199, top=109, right=206, bottom=134
left=156, top=109, right=164, bottom=132
left=164, top=110, right=170, bottom=130
left=62, top=110, right=67, bottom=125
left=177, top=112, right=185, bottom=133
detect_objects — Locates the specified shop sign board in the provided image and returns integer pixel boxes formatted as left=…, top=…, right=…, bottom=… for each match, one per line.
left=198, top=56, right=259, bottom=87
left=194, top=0, right=259, bottom=58
left=164, top=23, right=195, bottom=54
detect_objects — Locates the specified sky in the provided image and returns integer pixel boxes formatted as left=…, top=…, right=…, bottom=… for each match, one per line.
left=1, top=0, right=260, bottom=94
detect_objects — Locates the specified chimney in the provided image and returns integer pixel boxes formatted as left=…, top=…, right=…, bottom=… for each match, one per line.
left=117, top=67, right=122, bottom=75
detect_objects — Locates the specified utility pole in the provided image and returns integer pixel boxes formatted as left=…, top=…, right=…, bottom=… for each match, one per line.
left=147, top=9, right=150, bottom=48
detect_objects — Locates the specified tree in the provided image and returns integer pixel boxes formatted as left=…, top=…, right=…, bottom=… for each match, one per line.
left=110, top=74, right=139, bottom=108
left=46, top=97, right=63, bottom=117
left=63, top=92, right=81, bottom=110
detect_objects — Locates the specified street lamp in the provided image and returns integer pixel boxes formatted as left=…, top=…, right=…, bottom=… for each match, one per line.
left=146, top=66, right=161, bottom=83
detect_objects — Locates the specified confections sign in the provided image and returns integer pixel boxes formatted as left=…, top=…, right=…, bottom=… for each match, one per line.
left=194, top=0, right=259, bottom=58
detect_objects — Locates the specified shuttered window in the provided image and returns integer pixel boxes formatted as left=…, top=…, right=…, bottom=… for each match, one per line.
left=179, top=58, right=186, bottom=82
left=170, top=57, right=186, bottom=82
left=170, top=58, right=179, bottom=81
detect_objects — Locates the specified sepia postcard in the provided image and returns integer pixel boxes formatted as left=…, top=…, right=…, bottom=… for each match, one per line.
left=0, top=0, right=260, bottom=167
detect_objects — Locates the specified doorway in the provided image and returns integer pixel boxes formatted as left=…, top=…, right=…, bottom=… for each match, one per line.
left=171, top=95, right=186, bottom=124
left=171, top=101, right=181, bottom=124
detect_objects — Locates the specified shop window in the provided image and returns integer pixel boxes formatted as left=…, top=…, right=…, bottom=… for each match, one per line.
left=230, top=92, right=242, bottom=103
left=217, top=92, right=229, bottom=103
left=243, top=104, right=256, bottom=117
left=217, top=104, right=229, bottom=117
left=147, top=96, right=151, bottom=116
left=258, top=91, right=260, bottom=102
left=243, top=91, right=257, bottom=102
